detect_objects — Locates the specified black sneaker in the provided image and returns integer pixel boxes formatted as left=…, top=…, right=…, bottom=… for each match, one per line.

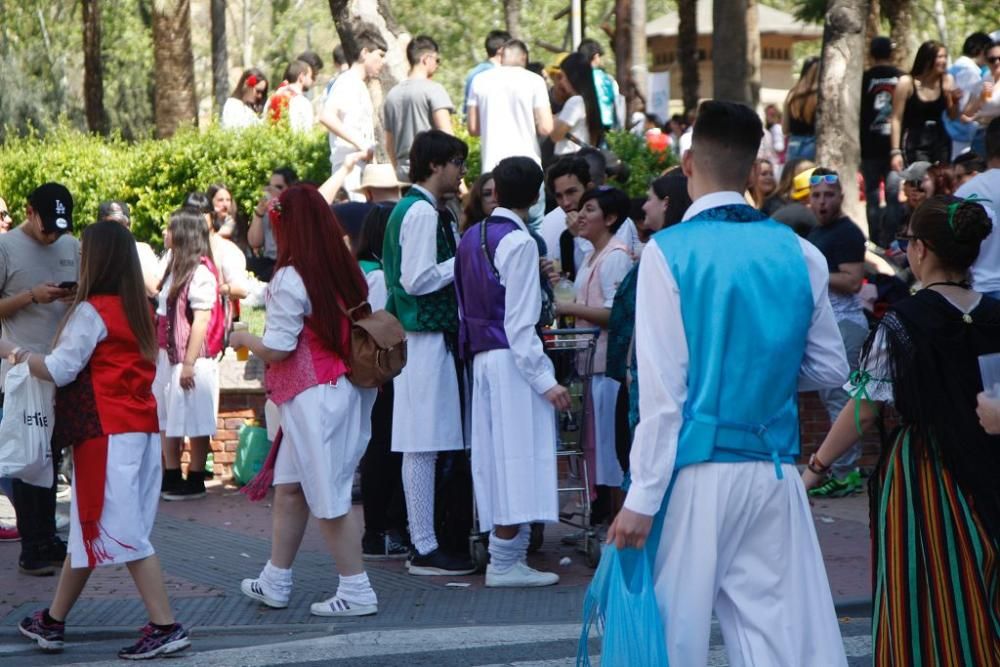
left=18, top=610, right=64, bottom=652
left=118, top=622, right=191, bottom=660
left=161, top=477, right=206, bottom=501
left=408, top=548, right=477, bottom=576
left=362, top=532, right=410, bottom=561
left=18, top=540, right=64, bottom=577
left=43, top=536, right=68, bottom=567
left=160, top=468, right=183, bottom=496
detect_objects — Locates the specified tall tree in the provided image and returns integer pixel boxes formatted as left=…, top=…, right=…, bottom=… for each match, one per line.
left=712, top=0, right=750, bottom=105
left=746, top=0, right=761, bottom=109
left=630, top=0, right=648, bottom=108
left=503, top=0, right=523, bottom=40
left=882, top=0, right=914, bottom=69
left=211, top=0, right=228, bottom=116
left=82, top=0, right=109, bottom=135
left=816, top=0, right=869, bottom=231
left=613, top=0, right=631, bottom=98
left=152, top=0, right=198, bottom=138
left=678, top=0, right=700, bottom=114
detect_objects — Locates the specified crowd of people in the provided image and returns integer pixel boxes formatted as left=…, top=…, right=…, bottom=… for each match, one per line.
left=0, top=27, right=999, bottom=666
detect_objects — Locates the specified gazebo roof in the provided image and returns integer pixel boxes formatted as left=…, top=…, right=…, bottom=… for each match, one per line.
left=646, top=3, right=822, bottom=40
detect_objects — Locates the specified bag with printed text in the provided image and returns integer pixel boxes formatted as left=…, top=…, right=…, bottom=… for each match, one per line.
left=0, top=363, right=56, bottom=488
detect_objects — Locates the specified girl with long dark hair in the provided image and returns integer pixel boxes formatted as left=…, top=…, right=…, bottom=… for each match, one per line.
left=550, top=52, right=605, bottom=154
left=221, top=68, right=268, bottom=129
left=232, top=185, right=381, bottom=616
left=4, top=222, right=190, bottom=660
left=890, top=40, right=960, bottom=169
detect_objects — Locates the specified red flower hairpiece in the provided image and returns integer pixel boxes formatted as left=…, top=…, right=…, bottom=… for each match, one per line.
left=246, top=74, right=259, bottom=88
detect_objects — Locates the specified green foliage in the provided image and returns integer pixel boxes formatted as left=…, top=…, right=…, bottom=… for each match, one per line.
left=453, top=125, right=483, bottom=182
left=604, top=131, right=678, bottom=197
left=0, top=123, right=329, bottom=247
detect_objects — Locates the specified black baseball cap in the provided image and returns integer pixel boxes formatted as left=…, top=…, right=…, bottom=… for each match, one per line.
left=28, top=183, right=73, bottom=235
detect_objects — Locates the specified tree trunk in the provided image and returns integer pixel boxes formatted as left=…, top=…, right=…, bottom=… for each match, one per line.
left=746, top=0, right=761, bottom=109
left=328, top=0, right=410, bottom=162
left=864, top=0, right=880, bottom=69
left=152, top=0, right=198, bottom=138
left=712, top=0, right=750, bottom=105
left=211, top=0, right=228, bottom=116
left=82, top=0, right=109, bottom=135
left=503, top=0, right=522, bottom=41
left=678, top=0, right=700, bottom=114
left=614, top=0, right=632, bottom=104
left=816, top=0, right=869, bottom=233
left=882, top=0, right=914, bottom=70
left=630, top=0, right=648, bottom=110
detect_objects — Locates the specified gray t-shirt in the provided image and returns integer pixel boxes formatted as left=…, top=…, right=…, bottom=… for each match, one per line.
left=383, top=78, right=454, bottom=181
left=0, top=227, right=80, bottom=354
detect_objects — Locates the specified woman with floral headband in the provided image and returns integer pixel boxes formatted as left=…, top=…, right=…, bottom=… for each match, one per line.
left=803, top=196, right=1000, bottom=665
left=222, top=68, right=268, bottom=130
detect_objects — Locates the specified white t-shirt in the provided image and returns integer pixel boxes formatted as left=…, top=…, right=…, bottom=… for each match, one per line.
left=956, top=169, right=1000, bottom=294
left=262, top=267, right=311, bottom=352
left=324, top=69, right=374, bottom=166
left=365, top=269, right=387, bottom=312
left=468, top=66, right=549, bottom=170
left=288, top=94, right=314, bottom=133
left=156, top=264, right=218, bottom=317
left=555, top=96, right=589, bottom=156
left=221, top=98, right=262, bottom=130
left=136, top=242, right=162, bottom=289
left=210, top=236, right=248, bottom=294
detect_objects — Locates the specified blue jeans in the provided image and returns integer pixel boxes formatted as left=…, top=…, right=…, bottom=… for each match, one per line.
left=786, top=135, right=816, bottom=162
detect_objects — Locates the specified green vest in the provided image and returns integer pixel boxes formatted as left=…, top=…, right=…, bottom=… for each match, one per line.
left=382, top=188, right=459, bottom=333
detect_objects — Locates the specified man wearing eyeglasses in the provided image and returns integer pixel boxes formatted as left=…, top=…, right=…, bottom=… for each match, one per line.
left=807, top=168, right=869, bottom=498
left=0, top=198, right=12, bottom=234
left=383, top=35, right=455, bottom=184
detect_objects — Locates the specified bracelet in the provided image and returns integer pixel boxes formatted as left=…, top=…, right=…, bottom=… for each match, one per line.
left=807, top=452, right=831, bottom=476
left=28, top=289, right=38, bottom=304
left=890, top=149, right=903, bottom=157
left=254, top=209, right=265, bottom=217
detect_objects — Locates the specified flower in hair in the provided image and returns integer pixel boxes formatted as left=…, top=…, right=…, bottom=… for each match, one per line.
left=246, top=74, right=259, bottom=88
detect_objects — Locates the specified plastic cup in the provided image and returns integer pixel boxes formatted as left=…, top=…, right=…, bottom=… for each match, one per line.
left=979, top=353, right=1000, bottom=398
left=232, top=322, right=250, bottom=361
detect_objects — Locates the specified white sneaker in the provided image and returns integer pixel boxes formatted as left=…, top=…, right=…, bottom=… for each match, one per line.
left=240, top=577, right=289, bottom=609
left=310, top=594, right=378, bottom=617
left=485, top=561, right=560, bottom=588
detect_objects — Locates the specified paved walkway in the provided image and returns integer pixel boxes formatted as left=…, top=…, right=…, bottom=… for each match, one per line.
left=0, top=478, right=872, bottom=633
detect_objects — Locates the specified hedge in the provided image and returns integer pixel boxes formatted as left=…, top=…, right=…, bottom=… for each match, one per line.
left=0, top=123, right=330, bottom=247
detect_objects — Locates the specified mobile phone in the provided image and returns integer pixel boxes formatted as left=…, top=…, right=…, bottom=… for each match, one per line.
left=58, top=281, right=78, bottom=290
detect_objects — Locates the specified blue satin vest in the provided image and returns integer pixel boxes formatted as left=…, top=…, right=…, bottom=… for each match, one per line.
left=653, top=204, right=814, bottom=478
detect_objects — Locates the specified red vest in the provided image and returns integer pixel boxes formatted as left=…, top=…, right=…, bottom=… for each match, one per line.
left=54, top=295, right=159, bottom=446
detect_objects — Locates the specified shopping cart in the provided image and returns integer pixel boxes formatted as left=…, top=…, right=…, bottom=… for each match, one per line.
left=468, top=328, right=602, bottom=572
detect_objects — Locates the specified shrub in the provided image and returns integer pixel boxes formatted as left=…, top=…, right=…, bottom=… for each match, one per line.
left=0, top=123, right=330, bottom=247
left=604, top=130, right=678, bottom=197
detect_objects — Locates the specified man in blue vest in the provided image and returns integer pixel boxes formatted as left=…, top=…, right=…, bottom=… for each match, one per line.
left=606, top=101, right=850, bottom=665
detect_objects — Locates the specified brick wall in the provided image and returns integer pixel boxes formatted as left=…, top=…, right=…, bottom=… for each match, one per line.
left=798, top=391, right=888, bottom=469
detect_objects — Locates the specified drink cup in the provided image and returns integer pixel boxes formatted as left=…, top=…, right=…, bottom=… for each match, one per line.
left=232, top=322, right=250, bottom=361
left=979, top=353, right=1000, bottom=398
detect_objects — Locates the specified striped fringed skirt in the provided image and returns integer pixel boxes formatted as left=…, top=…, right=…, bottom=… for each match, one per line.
left=871, top=429, right=1000, bottom=666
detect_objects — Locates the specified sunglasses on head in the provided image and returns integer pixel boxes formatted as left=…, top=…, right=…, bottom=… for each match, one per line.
left=809, top=174, right=839, bottom=185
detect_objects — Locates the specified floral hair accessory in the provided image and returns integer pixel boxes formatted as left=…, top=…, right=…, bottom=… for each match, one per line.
left=246, top=74, right=259, bottom=88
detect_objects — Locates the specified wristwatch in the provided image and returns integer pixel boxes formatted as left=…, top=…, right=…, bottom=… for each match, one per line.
left=807, top=453, right=831, bottom=476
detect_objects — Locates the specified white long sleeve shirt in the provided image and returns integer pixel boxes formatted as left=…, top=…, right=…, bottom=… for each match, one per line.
left=623, top=191, right=850, bottom=516
left=399, top=185, right=457, bottom=297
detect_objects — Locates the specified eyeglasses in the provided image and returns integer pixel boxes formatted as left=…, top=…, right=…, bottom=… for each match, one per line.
left=449, top=157, right=467, bottom=171
left=987, top=56, right=1000, bottom=64
left=809, top=174, right=839, bottom=185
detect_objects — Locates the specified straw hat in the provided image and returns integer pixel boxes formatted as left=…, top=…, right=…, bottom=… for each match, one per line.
left=351, top=164, right=408, bottom=193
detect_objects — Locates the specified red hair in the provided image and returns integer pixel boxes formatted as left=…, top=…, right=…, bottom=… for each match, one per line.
left=272, top=185, right=367, bottom=359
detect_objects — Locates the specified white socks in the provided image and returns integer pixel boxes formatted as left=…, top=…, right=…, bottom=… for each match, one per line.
left=402, top=452, right=439, bottom=556
left=489, top=524, right=530, bottom=573
left=336, top=571, right=377, bottom=606
left=262, top=560, right=293, bottom=597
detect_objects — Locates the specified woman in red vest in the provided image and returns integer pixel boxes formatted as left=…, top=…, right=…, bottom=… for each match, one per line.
left=230, top=185, right=380, bottom=617
left=1, top=221, right=190, bottom=659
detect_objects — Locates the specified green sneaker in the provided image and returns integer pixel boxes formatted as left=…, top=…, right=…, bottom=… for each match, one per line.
left=838, top=470, right=864, bottom=496
left=809, top=470, right=863, bottom=498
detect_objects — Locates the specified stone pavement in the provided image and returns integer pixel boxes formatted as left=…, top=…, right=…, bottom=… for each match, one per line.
left=0, top=478, right=873, bottom=634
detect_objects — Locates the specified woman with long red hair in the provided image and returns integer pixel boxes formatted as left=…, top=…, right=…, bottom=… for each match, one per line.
left=230, top=185, right=380, bottom=618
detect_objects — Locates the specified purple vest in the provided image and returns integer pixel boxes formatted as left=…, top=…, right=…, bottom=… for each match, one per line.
left=454, top=216, right=521, bottom=360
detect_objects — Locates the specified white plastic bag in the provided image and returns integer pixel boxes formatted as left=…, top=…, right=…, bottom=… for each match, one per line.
left=0, top=363, right=55, bottom=488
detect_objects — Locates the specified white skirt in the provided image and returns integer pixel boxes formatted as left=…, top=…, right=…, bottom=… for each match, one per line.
left=391, top=331, right=464, bottom=453
left=591, top=373, right=623, bottom=487
left=273, top=380, right=377, bottom=519
left=68, top=433, right=161, bottom=568
left=471, top=349, right=558, bottom=531
left=155, top=349, right=219, bottom=438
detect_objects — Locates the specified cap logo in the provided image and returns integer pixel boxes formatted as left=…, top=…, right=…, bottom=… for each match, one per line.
left=55, top=200, right=66, bottom=215
left=55, top=218, right=69, bottom=230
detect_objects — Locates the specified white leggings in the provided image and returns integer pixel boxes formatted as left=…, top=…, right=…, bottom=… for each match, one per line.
left=402, top=452, right=438, bottom=555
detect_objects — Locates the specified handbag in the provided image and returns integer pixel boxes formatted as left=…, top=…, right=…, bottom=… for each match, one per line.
left=340, top=301, right=407, bottom=388
left=0, top=364, right=56, bottom=488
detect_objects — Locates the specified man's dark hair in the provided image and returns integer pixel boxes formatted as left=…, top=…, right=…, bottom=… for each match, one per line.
left=296, top=51, right=324, bottom=73
left=283, top=60, right=311, bottom=84
left=493, top=157, right=544, bottom=209
left=576, top=147, right=608, bottom=186
left=273, top=166, right=299, bottom=186
left=409, top=130, right=469, bottom=183
left=347, top=30, right=389, bottom=62
left=577, top=38, right=603, bottom=62
left=546, top=155, right=592, bottom=191
left=332, top=45, right=348, bottom=68
left=485, top=30, right=512, bottom=57
left=870, top=36, right=894, bottom=61
left=987, top=116, right=1000, bottom=161
left=407, top=35, right=439, bottom=67
left=691, top=100, right=763, bottom=188
left=953, top=151, right=987, bottom=174
left=962, top=32, right=994, bottom=58
left=183, top=192, right=212, bottom=215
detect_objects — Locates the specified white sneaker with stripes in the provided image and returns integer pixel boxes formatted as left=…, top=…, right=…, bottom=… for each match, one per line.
left=309, top=595, right=378, bottom=617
